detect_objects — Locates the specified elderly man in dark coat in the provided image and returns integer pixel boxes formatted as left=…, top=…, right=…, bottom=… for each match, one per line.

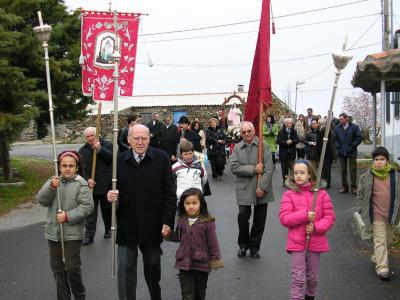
left=231, top=121, right=274, bottom=259
left=277, top=118, right=299, bottom=186
left=107, top=124, right=177, bottom=300
left=79, top=127, right=112, bottom=245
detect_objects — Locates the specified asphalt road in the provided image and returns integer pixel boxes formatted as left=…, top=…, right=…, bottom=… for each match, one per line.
left=1, top=144, right=400, bottom=299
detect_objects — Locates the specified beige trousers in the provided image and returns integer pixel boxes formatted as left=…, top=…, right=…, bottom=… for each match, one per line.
left=371, top=220, right=394, bottom=275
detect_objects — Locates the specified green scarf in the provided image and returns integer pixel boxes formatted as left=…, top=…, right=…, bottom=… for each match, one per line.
left=371, top=163, right=392, bottom=180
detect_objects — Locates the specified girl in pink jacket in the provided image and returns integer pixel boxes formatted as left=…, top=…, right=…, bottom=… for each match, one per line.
left=279, top=160, right=335, bottom=300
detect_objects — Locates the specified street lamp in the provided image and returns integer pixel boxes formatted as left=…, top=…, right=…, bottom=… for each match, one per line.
left=294, top=80, right=305, bottom=115
left=33, top=11, right=65, bottom=263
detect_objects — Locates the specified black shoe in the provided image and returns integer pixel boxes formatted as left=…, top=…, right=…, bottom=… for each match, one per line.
left=237, top=248, right=247, bottom=258
left=103, top=230, right=111, bottom=239
left=305, top=295, right=315, bottom=300
left=249, top=251, right=260, bottom=259
left=82, top=236, right=94, bottom=246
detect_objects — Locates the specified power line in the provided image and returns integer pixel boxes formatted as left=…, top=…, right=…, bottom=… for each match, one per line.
left=140, top=0, right=374, bottom=37
left=273, top=0, right=373, bottom=19
left=140, top=13, right=379, bottom=44
left=135, top=42, right=379, bottom=68
left=277, top=87, right=356, bottom=94
left=300, top=15, right=380, bottom=82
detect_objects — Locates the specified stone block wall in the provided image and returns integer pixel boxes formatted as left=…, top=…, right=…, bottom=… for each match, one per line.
left=19, top=99, right=289, bottom=142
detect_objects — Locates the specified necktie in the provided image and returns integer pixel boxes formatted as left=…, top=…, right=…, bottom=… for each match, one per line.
left=137, top=155, right=143, bottom=165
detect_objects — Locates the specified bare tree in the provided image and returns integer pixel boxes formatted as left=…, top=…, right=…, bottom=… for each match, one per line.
left=342, top=91, right=381, bottom=144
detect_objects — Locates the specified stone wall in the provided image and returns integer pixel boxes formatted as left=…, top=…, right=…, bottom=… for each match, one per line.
left=20, top=99, right=289, bottom=142
left=19, top=120, right=37, bottom=141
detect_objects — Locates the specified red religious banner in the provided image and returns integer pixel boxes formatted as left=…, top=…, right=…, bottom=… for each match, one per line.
left=81, top=11, right=140, bottom=101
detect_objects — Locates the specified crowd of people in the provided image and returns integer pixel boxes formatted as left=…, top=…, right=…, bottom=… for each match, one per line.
left=35, top=108, right=400, bottom=300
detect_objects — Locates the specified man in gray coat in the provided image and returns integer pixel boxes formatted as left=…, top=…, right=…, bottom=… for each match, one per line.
left=231, top=121, right=274, bottom=258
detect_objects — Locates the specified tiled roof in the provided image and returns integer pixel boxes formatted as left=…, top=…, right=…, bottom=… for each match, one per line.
left=351, top=48, right=400, bottom=93
left=88, top=91, right=248, bottom=114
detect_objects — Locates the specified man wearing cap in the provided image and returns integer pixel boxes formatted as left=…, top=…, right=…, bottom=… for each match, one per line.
left=79, top=127, right=112, bottom=245
left=177, top=116, right=202, bottom=152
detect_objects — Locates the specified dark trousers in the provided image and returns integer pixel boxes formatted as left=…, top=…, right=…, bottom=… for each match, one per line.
left=117, top=244, right=162, bottom=300
left=281, top=158, right=295, bottom=184
left=85, top=194, right=111, bottom=238
left=339, top=156, right=357, bottom=189
left=179, top=270, right=209, bottom=300
left=237, top=204, right=268, bottom=253
left=320, top=159, right=332, bottom=186
left=209, top=155, right=225, bottom=178
left=296, top=148, right=305, bottom=159
left=271, top=152, right=276, bottom=165
left=48, top=240, right=86, bottom=300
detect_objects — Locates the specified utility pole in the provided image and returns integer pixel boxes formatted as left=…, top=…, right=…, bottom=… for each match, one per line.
left=380, top=0, right=390, bottom=146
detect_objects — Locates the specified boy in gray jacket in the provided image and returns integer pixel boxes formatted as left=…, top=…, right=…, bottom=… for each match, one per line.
left=356, top=147, right=399, bottom=280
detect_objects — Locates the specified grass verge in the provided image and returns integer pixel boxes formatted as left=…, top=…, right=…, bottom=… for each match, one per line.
left=0, top=157, right=53, bottom=216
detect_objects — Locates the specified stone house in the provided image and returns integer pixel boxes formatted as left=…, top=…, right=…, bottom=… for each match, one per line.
left=21, top=87, right=289, bottom=142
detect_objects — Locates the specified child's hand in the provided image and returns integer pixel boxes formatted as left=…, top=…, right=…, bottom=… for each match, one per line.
left=56, top=211, right=67, bottom=223
left=308, top=211, right=316, bottom=222
left=88, top=179, right=96, bottom=189
left=50, top=176, right=60, bottom=189
left=306, top=223, right=315, bottom=235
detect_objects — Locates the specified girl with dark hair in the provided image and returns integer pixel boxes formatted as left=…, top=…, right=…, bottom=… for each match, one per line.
left=280, top=160, right=335, bottom=300
left=171, top=188, right=223, bottom=299
left=191, top=120, right=206, bottom=150
left=37, top=150, right=93, bottom=300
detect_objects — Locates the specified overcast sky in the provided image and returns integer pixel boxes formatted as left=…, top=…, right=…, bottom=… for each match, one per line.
left=64, top=0, right=399, bottom=117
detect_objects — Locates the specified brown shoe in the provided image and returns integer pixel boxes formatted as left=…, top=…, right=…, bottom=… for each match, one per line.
left=339, top=188, right=348, bottom=193
left=351, top=188, right=358, bottom=194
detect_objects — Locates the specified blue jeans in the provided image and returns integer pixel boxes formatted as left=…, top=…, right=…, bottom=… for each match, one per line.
left=117, top=244, right=162, bottom=300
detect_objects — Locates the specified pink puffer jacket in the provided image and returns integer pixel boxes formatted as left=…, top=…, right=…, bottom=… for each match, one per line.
left=279, top=182, right=335, bottom=252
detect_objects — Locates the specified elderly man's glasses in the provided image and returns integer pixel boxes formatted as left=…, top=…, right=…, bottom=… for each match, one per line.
left=131, top=137, right=148, bottom=142
left=241, top=129, right=253, bottom=134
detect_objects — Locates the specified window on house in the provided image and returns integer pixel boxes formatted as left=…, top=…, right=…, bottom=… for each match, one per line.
left=393, top=92, right=400, bottom=119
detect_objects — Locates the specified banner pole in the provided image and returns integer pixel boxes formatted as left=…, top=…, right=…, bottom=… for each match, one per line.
left=258, top=101, right=264, bottom=182
left=110, top=10, right=121, bottom=278
left=91, top=102, right=102, bottom=183
left=33, top=11, right=65, bottom=264
left=305, top=39, right=352, bottom=252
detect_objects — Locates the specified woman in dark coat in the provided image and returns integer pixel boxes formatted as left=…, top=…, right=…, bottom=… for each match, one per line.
left=276, top=118, right=299, bottom=186
left=206, top=118, right=226, bottom=181
left=304, top=119, right=319, bottom=168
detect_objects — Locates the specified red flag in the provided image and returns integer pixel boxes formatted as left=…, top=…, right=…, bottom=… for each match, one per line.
left=81, top=11, right=140, bottom=101
left=244, top=0, right=272, bottom=130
